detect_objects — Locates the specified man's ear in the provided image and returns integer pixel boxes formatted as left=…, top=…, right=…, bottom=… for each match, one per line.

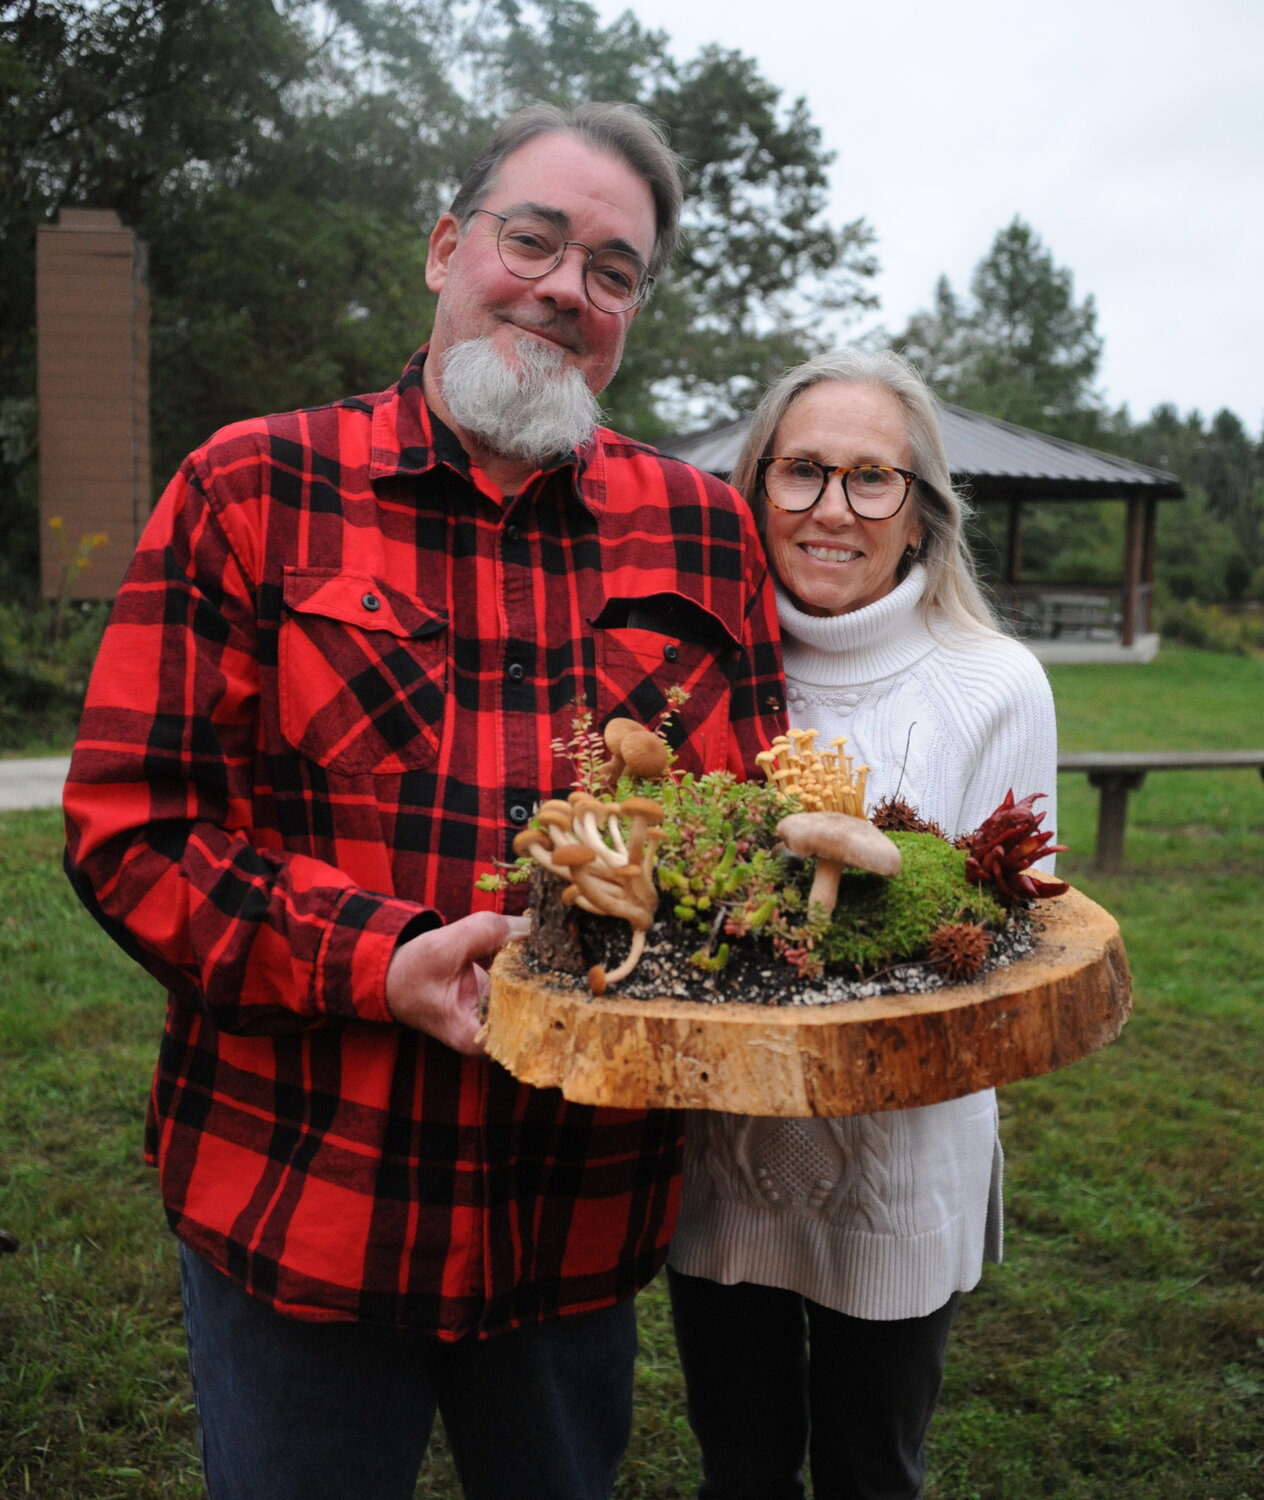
left=425, top=213, right=461, bottom=295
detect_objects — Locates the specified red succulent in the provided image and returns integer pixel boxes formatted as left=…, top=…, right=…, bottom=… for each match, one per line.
left=965, top=791, right=1069, bottom=907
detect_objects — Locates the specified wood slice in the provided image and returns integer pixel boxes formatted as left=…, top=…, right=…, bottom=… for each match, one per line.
left=485, top=887, right=1131, bottom=1117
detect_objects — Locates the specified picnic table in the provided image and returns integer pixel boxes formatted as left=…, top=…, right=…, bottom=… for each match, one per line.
left=1040, top=592, right=1119, bottom=639
left=1057, top=750, right=1264, bottom=871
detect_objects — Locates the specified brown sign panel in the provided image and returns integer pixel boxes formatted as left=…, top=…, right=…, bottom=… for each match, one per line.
left=37, top=209, right=151, bottom=600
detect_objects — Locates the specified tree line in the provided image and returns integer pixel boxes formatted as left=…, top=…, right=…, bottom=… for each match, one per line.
left=2, top=0, right=1260, bottom=613
left=892, top=217, right=1263, bottom=608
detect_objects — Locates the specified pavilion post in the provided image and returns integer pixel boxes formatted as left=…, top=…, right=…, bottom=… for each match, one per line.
left=1121, top=496, right=1145, bottom=647
left=1140, top=497, right=1158, bottom=633
left=1005, top=498, right=1024, bottom=589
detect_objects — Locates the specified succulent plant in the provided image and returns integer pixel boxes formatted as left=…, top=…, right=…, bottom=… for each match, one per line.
left=964, top=791, right=1069, bottom=907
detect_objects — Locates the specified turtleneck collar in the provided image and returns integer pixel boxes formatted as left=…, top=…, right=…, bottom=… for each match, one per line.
left=776, top=565, right=939, bottom=685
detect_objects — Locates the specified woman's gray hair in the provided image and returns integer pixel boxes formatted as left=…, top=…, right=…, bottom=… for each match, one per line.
left=732, top=348, right=1001, bottom=634
left=449, top=102, right=684, bottom=281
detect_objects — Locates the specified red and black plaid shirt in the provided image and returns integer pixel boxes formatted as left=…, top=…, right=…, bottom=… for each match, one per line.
left=64, top=348, right=785, bottom=1334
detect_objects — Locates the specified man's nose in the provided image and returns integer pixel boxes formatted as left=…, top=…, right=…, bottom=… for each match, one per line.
left=529, top=245, right=591, bottom=311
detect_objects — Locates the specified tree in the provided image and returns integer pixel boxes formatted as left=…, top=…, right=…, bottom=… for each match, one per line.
left=0, top=0, right=877, bottom=597
left=1202, top=409, right=1261, bottom=565
left=897, top=218, right=1103, bottom=441
left=1125, top=404, right=1263, bottom=604
left=894, top=220, right=1264, bottom=607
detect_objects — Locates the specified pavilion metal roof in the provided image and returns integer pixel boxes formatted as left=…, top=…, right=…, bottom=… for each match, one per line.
left=663, top=403, right=1185, bottom=503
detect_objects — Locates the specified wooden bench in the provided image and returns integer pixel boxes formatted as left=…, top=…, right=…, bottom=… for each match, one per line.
left=1057, top=750, right=1264, bottom=872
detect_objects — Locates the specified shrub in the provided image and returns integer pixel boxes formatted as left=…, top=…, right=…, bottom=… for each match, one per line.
left=1156, top=597, right=1264, bottom=657
left=0, top=596, right=109, bottom=749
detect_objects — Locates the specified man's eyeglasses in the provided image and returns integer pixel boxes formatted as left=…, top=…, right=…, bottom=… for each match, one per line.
left=470, top=209, right=654, bottom=314
left=756, top=457, right=918, bottom=519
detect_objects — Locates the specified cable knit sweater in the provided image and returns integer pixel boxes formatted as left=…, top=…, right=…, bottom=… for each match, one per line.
left=668, top=566, right=1059, bottom=1321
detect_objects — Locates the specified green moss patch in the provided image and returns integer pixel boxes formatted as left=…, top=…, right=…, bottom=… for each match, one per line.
left=819, top=831, right=1005, bottom=973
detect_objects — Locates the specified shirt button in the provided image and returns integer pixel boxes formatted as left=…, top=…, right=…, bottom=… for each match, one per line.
left=506, top=524, right=521, bottom=544
left=508, top=804, right=529, bottom=825
left=663, top=644, right=678, bottom=663
left=507, top=662, right=525, bottom=683
left=361, top=592, right=381, bottom=612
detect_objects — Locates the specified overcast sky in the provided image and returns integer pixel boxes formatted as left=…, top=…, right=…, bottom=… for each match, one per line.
left=593, top=0, right=1263, bottom=430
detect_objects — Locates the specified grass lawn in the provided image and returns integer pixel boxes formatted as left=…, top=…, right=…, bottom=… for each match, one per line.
left=1, top=645, right=1262, bottom=1498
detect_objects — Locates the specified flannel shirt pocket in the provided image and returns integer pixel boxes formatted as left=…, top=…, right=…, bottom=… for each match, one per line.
left=593, top=593, right=739, bottom=775
left=280, top=569, right=449, bottom=775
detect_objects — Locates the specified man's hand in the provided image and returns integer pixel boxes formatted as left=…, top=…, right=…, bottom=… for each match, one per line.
left=385, top=912, right=530, bottom=1055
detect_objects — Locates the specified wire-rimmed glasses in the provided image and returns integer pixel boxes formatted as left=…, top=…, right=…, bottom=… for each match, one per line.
left=470, top=208, right=653, bottom=314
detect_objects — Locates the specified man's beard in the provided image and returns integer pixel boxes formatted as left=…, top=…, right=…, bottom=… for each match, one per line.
left=439, top=335, right=603, bottom=464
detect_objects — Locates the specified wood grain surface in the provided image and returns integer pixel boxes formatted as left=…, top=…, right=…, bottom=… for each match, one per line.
left=485, top=887, right=1131, bottom=1117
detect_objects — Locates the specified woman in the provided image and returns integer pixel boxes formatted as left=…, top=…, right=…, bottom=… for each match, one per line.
left=666, top=349, right=1059, bottom=1500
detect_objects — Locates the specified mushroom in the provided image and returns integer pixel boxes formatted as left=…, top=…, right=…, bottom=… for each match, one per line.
left=598, top=716, right=670, bottom=785
left=567, top=792, right=615, bottom=854
left=512, top=826, right=571, bottom=880
left=619, top=728, right=670, bottom=779
left=617, top=796, right=666, bottom=865
left=756, top=732, right=868, bottom=816
left=598, top=717, right=642, bottom=786
left=515, top=792, right=668, bottom=992
left=776, top=811, right=902, bottom=918
left=588, top=924, right=649, bottom=994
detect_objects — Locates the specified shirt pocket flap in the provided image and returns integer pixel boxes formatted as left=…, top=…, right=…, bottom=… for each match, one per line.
left=283, top=569, right=446, bottom=640
left=591, top=593, right=740, bottom=775
left=592, top=592, right=741, bottom=655
left=279, top=569, right=448, bottom=775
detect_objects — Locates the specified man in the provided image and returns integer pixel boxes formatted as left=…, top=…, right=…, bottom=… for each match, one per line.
left=64, top=101, right=785, bottom=1500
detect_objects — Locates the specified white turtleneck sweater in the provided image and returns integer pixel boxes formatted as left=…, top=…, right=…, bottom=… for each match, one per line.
left=668, top=566, right=1058, bottom=1321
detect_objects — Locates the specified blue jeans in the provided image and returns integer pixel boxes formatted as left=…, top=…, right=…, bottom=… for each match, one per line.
left=179, top=1243, right=637, bottom=1500
left=667, top=1268, right=957, bottom=1500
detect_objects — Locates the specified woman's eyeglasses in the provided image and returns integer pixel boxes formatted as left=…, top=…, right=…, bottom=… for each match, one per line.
left=757, top=457, right=918, bottom=519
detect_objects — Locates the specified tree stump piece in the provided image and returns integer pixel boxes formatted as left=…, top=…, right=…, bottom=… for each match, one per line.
left=485, top=887, right=1130, bottom=1117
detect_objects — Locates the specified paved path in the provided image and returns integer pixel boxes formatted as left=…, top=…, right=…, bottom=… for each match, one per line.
left=0, top=756, right=71, bottom=812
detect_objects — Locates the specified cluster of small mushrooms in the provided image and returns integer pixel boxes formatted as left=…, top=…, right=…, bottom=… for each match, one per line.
left=755, top=728, right=870, bottom=816
left=517, top=719, right=904, bottom=994
left=756, top=729, right=902, bottom=918
left=513, top=793, right=667, bottom=994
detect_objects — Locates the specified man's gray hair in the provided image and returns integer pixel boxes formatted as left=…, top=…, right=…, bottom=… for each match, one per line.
left=449, top=102, right=684, bottom=280
left=731, top=348, right=1002, bottom=635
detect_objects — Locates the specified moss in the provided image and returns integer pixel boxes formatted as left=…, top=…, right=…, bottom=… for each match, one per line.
left=818, top=831, right=1005, bottom=974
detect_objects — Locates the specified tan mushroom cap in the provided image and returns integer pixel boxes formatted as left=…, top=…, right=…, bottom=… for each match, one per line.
left=514, top=783, right=666, bottom=994
left=777, top=810, right=901, bottom=917
left=619, top=729, right=670, bottom=778
left=550, top=845, right=597, bottom=868
left=512, top=826, right=550, bottom=857
left=618, top=796, right=666, bottom=825
left=777, top=811, right=901, bottom=877
left=602, top=717, right=643, bottom=752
